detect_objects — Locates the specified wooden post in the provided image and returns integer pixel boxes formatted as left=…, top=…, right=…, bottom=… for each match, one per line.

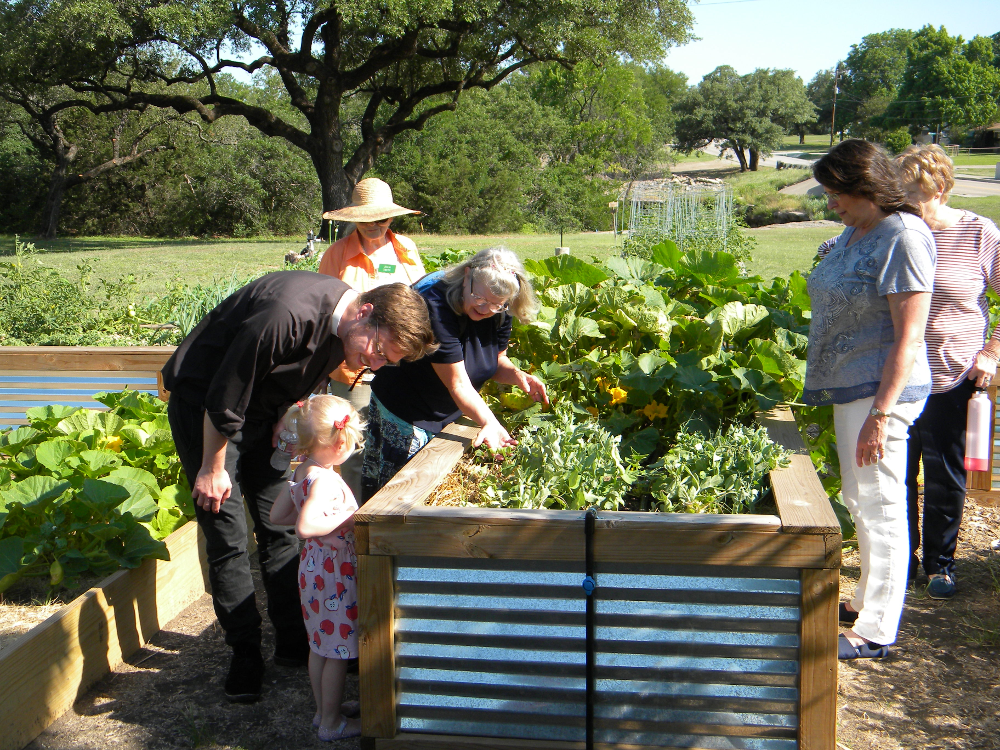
left=359, top=554, right=396, bottom=739
left=798, top=567, right=838, bottom=750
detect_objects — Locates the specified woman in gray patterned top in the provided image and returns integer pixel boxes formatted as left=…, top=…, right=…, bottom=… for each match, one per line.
left=804, top=139, right=936, bottom=660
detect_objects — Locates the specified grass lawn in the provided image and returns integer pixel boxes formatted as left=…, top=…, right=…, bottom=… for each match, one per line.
left=949, top=196, right=1000, bottom=227
left=1, top=232, right=622, bottom=296
left=744, top=225, right=837, bottom=279
left=952, top=154, right=1000, bottom=166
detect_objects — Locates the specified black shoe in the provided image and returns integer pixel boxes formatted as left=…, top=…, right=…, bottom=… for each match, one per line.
left=225, top=646, right=264, bottom=703
left=838, top=633, right=890, bottom=659
left=273, top=635, right=310, bottom=668
left=839, top=602, right=858, bottom=626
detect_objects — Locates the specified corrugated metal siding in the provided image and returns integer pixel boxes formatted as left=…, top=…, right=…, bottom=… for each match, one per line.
left=394, top=556, right=801, bottom=748
left=0, top=374, right=160, bottom=426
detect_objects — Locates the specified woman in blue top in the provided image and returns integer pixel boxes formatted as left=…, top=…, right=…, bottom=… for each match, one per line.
left=360, top=247, right=548, bottom=501
left=804, top=139, right=936, bottom=660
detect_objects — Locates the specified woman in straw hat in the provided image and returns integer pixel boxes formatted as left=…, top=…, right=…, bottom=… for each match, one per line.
left=318, top=178, right=427, bottom=502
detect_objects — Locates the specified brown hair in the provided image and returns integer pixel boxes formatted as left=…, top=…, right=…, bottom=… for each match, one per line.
left=894, top=144, right=955, bottom=202
left=357, top=283, right=439, bottom=361
left=813, top=139, right=920, bottom=216
left=441, top=246, right=540, bottom=324
left=283, top=395, right=365, bottom=455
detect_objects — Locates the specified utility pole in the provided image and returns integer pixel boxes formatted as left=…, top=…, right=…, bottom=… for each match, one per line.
left=830, top=63, right=841, bottom=147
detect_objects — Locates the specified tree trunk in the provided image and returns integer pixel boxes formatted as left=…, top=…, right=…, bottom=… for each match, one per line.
left=748, top=148, right=759, bottom=171
left=798, top=127, right=805, bottom=145
left=40, top=173, right=67, bottom=240
left=732, top=146, right=749, bottom=172
left=312, top=142, right=354, bottom=242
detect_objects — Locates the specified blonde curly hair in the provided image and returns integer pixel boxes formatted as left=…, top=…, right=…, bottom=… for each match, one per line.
left=282, top=395, right=365, bottom=455
left=895, top=144, right=955, bottom=203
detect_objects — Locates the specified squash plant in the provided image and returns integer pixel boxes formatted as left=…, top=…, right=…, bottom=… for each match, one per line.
left=0, top=390, right=193, bottom=594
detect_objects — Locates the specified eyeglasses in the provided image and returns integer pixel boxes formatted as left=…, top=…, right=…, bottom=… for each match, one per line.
left=468, top=277, right=510, bottom=314
left=373, top=319, right=399, bottom=367
left=824, top=190, right=842, bottom=202
left=358, top=218, right=393, bottom=227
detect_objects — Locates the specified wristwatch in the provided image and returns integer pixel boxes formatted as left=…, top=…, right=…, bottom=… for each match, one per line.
left=869, top=406, right=890, bottom=419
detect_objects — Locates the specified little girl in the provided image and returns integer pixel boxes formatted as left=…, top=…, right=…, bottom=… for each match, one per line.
left=270, top=395, right=363, bottom=741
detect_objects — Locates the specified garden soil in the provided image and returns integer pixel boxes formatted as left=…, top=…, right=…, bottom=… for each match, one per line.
left=16, top=499, right=1000, bottom=750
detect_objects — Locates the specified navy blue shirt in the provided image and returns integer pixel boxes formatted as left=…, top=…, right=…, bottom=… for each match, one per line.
left=371, top=278, right=512, bottom=433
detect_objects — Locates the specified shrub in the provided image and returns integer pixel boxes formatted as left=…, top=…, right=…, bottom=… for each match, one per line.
left=0, top=390, right=193, bottom=594
left=638, top=422, right=791, bottom=514
left=480, top=403, right=633, bottom=511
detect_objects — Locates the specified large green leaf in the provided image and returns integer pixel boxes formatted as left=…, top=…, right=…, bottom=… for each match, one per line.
left=119, top=425, right=150, bottom=447
left=85, top=520, right=127, bottom=541
left=160, top=483, right=194, bottom=516
left=619, top=427, right=660, bottom=458
left=650, top=239, right=682, bottom=270
left=54, top=409, right=102, bottom=434
left=0, top=426, right=41, bottom=455
left=536, top=255, right=608, bottom=287
left=559, top=313, right=603, bottom=345
left=0, top=536, right=26, bottom=586
left=140, top=430, right=176, bottom=455
left=105, top=477, right=158, bottom=521
left=0, top=475, right=72, bottom=509
left=107, top=467, right=161, bottom=498
left=112, top=522, right=169, bottom=568
left=77, top=449, right=123, bottom=476
left=80, top=478, right=131, bottom=509
left=711, top=301, right=770, bottom=340
left=683, top=249, right=741, bottom=284
left=788, top=270, right=811, bottom=310
left=604, top=256, right=665, bottom=286
left=24, top=404, right=79, bottom=427
left=35, top=439, right=81, bottom=473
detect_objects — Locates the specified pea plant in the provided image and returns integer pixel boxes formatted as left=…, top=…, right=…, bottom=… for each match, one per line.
left=0, top=390, right=193, bottom=594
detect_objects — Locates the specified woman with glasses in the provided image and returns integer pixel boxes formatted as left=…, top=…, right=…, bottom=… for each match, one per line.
left=805, top=139, right=935, bottom=660
left=318, top=178, right=427, bottom=501
left=360, top=246, right=548, bottom=502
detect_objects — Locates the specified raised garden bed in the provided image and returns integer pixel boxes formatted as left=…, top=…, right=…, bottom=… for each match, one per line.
left=0, top=520, right=208, bottom=750
left=355, top=407, right=841, bottom=750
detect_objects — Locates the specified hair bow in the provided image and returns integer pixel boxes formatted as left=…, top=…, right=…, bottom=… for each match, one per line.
left=334, top=415, right=350, bottom=430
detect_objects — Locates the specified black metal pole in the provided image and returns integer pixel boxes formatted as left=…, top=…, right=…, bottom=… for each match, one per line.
left=583, top=508, right=597, bottom=750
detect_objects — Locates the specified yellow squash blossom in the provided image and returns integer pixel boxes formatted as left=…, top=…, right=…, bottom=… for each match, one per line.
left=586, top=406, right=599, bottom=418
left=608, top=387, right=628, bottom=405
left=642, top=401, right=668, bottom=420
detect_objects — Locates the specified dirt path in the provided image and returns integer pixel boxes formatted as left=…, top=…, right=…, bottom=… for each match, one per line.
left=21, top=500, right=1000, bottom=750
left=24, top=568, right=360, bottom=750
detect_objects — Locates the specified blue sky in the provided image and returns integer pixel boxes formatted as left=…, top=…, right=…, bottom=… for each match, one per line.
left=664, top=0, right=1000, bottom=85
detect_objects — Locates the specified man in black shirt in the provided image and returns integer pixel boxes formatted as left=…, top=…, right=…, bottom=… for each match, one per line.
left=162, top=271, right=435, bottom=703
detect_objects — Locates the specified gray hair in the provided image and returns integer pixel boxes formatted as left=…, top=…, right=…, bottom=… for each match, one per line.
left=441, top=246, right=539, bottom=324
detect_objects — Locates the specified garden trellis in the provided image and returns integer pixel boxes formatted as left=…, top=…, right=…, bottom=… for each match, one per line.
left=624, top=182, right=734, bottom=252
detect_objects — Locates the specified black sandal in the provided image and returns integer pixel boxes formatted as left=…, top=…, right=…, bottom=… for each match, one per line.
left=838, top=602, right=858, bottom=625
left=838, top=633, right=890, bottom=659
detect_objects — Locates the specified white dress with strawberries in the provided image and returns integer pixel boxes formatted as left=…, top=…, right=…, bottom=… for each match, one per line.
left=291, top=468, right=359, bottom=659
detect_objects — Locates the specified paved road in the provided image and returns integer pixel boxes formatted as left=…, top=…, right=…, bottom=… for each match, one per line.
left=688, top=143, right=1000, bottom=197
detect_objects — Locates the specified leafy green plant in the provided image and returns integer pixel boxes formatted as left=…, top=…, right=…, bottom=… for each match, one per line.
left=480, top=403, right=632, bottom=511
left=0, top=390, right=193, bottom=594
left=637, top=422, right=790, bottom=514
left=423, top=248, right=475, bottom=273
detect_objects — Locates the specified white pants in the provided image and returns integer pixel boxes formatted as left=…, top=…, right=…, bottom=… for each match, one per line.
left=835, top=396, right=926, bottom=645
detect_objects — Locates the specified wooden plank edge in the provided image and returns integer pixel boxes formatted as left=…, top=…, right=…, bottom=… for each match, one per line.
left=356, top=419, right=480, bottom=524
left=407, top=504, right=782, bottom=531
left=359, top=555, right=396, bottom=739
left=367, top=524, right=839, bottom=568
left=798, top=568, right=838, bottom=750
left=758, top=407, right=840, bottom=534
left=0, top=520, right=208, bottom=750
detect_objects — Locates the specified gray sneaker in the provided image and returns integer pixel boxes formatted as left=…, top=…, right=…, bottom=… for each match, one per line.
left=927, top=573, right=956, bottom=600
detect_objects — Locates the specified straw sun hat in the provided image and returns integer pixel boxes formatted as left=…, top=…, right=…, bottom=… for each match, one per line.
left=321, top=178, right=421, bottom=223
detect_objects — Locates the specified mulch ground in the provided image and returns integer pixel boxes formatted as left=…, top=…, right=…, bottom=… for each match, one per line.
left=17, top=499, right=1000, bottom=750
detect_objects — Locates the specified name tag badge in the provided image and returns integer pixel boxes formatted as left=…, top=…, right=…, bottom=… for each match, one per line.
left=378, top=263, right=396, bottom=274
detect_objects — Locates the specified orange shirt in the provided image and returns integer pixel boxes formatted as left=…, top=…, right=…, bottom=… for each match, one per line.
left=318, top=229, right=426, bottom=384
